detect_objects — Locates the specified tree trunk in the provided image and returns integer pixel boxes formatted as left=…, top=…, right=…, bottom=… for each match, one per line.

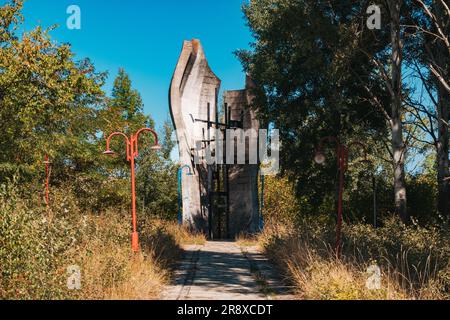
left=432, top=0, right=450, bottom=220
left=437, top=88, right=450, bottom=219
left=389, top=0, right=408, bottom=222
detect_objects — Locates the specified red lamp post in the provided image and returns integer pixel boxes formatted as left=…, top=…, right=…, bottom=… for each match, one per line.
left=103, top=128, right=161, bottom=253
left=44, top=154, right=51, bottom=207
left=314, top=137, right=368, bottom=258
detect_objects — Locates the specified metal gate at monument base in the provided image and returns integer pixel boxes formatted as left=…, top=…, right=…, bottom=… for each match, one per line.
left=193, top=100, right=244, bottom=240
left=209, top=168, right=230, bottom=240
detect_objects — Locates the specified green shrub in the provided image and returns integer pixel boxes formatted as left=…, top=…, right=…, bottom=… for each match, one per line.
left=0, top=180, right=183, bottom=300
left=0, top=181, right=77, bottom=299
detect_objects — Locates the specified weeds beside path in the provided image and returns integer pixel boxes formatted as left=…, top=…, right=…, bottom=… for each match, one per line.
left=258, top=217, right=449, bottom=300
left=0, top=182, right=205, bottom=300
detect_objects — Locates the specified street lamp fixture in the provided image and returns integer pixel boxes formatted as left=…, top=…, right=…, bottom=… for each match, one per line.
left=314, top=151, right=326, bottom=165
left=314, top=136, right=369, bottom=258
left=178, top=165, right=194, bottom=225
left=102, top=150, right=116, bottom=156
left=150, top=145, right=162, bottom=151
left=103, top=127, right=160, bottom=253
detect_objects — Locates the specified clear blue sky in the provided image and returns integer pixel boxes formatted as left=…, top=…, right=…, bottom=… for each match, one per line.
left=19, top=0, right=253, bottom=128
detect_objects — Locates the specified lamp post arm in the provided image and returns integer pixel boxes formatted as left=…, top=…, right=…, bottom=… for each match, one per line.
left=180, top=165, right=192, bottom=175
left=134, top=128, right=160, bottom=157
left=105, top=132, right=131, bottom=161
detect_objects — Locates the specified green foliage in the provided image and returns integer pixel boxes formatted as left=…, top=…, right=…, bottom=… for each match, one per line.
left=237, top=0, right=392, bottom=219
left=260, top=174, right=449, bottom=297
left=136, top=150, right=178, bottom=220
left=262, top=175, right=303, bottom=225
left=135, top=118, right=178, bottom=220
left=0, top=179, right=182, bottom=299
left=238, top=0, right=448, bottom=223
left=0, top=180, right=77, bottom=299
left=261, top=213, right=449, bottom=299
left=407, top=173, right=438, bottom=223
left=0, top=1, right=178, bottom=216
left=161, top=119, right=175, bottom=161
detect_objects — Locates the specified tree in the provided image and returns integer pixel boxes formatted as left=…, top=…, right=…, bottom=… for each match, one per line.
left=136, top=120, right=177, bottom=219
left=237, top=0, right=391, bottom=218
left=418, top=0, right=449, bottom=219
left=0, top=0, right=105, bottom=185
left=387, top=0, right=408, bottom=222
left=402, top=0, right=449, bottom=219
left=99, top=68, right=153, bottom=173
left=101, top=68, right=151, bottom=135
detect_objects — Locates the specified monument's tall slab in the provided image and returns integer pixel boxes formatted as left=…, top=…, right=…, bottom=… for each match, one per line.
left=169, top=39, right=259, bottom=238
left=224, top=76, right=260, bottom=237
left=169, top=39, right=220, bottom=233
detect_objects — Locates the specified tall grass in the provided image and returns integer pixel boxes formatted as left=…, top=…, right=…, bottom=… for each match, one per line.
left=0, top=181, right=200, bottom=300
left=259, top=216, right=449, bottom=300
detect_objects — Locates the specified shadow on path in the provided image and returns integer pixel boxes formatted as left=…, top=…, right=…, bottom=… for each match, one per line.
left=163, top=241, right=294, bottom=300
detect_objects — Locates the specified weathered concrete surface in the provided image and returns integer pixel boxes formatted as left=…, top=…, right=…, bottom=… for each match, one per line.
left=224, top=76, right=260, bottom=237
left=162, top=241, right=294, bottom=300
left=169, top=39, right=260, bottom=237
left=169, top=39, right=220, bottom=233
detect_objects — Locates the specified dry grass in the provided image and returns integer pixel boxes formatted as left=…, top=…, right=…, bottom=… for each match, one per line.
left=74, top=216, right=209, bottom=300
left=235, top=233, right=259, bottom=247
left=63, top=214, right=180, bottom=300
left=155, top=220, right=207, bottom=246
left=77, top=243, right=167, bottom=300
left=258, top=223, right=449, bottom=300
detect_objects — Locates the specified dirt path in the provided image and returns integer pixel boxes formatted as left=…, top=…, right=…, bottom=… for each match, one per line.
left=162, top=241, right=293, bottom=300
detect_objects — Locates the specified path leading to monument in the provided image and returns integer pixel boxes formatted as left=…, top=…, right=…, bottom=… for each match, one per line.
left=162, top=241, right=294, bottom=300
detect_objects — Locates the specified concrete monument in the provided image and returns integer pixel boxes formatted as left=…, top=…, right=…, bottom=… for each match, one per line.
left=169, top=39, right=260, bottom=238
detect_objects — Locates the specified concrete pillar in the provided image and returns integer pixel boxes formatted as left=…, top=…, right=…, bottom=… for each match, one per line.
left=224, top=76, right=260, bottom=237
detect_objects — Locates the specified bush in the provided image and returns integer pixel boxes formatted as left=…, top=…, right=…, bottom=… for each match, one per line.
left=0, top=180, right=185, bottom=300
left=343, top=216, right=449, bottom=296
left=0, top=181, right=76, bottom=299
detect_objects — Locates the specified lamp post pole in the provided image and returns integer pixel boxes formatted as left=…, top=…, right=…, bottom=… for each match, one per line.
left=177, top=165, right=193, bottom=225
left=44, top=154, right=51, bottom=207
left=315, top=137, right=368, bottom=258
left=103, top=128, right=161, bottom=253
left=336, top=143, right=346, bottom=258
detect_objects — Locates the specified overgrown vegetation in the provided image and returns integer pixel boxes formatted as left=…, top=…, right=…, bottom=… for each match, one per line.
left=259, top=176, right=449, bottom=300
left=1, top=0, right=448, bottom=301
left=0, top=180, right=205, bottom=299
left=238, top=0, right=450, bottom=223
left=237, top=0, right=449, bottom=300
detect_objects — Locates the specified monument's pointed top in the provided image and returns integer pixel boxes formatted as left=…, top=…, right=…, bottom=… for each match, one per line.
left=191, top=39, right=200, bottom=53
